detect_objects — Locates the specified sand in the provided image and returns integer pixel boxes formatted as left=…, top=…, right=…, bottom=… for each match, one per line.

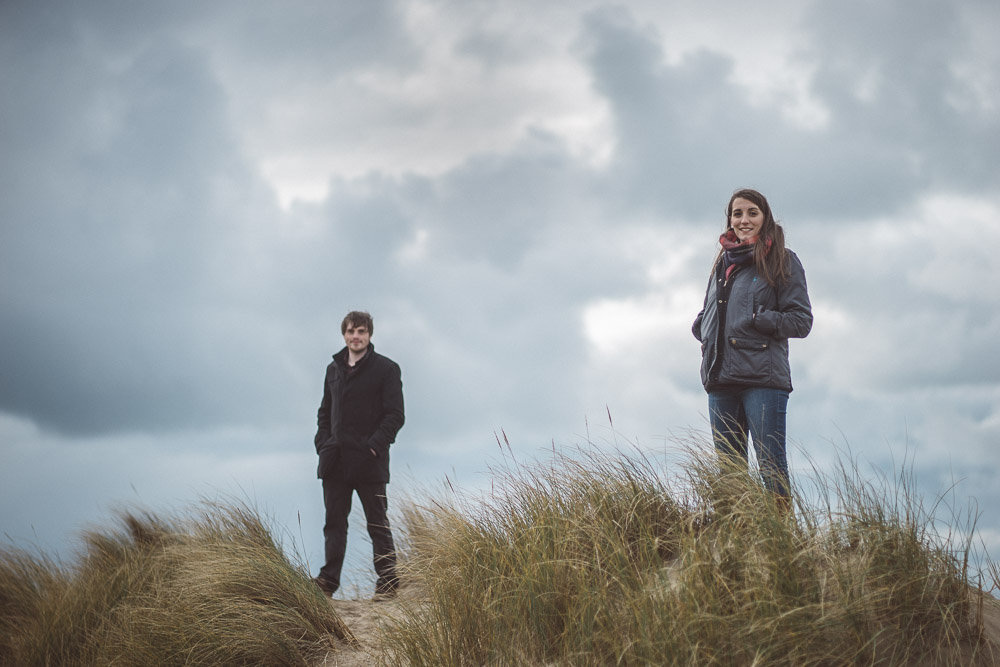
left=317, top=594, right=404, bottom=666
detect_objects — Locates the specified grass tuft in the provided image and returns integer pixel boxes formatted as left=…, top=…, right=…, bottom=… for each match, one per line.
left=380, top=445, right=998, bottom=666
left=0, top=500, right=353, bottom=666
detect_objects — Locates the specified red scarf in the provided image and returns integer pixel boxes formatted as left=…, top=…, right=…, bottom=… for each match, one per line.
left=719, top=230, right=770, bottom=280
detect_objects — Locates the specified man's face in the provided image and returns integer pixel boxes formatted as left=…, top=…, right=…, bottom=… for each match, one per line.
left=343, top=322, right=371, bottom=354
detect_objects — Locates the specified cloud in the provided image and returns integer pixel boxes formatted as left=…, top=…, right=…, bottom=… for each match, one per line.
left=797, top=0, right=1000, bottom=200
left=796, top=193, right=1000, bottom=395
left=0, top=14, right=299, bottom=436
left=571, top=2, right=1000, bottom=222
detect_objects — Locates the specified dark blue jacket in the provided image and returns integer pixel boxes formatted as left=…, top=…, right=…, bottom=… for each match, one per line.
left=314, top=344, right=404, bottom=484
left=693, top=249, right=812, bottom=392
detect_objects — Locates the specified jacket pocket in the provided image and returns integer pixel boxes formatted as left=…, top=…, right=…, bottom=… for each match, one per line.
left=725, top=336, right=771, bottom=381
left=317, top=444, right=341, bottom=479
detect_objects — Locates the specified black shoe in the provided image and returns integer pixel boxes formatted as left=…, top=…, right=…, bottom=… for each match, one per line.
left=313, top=576, right=338, bottom=596
left=372, top=588, right=398, bottom=602
left=373, top=575, right=399, bottom=601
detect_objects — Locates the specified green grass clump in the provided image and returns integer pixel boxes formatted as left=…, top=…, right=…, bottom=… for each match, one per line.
left=381, top=446, right=998, bottom=666
left=0, top=501, right=353, bottom=666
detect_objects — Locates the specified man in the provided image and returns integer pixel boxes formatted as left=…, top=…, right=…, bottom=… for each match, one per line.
left=313, top=310, right=404, bottom=599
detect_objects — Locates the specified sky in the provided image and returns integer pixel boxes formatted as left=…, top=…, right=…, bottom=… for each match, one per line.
left=2, top=0, right=999, bottom=593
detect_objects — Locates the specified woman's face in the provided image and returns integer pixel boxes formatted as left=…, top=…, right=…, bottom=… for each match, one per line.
left=729, top=197, right=764, bottom=242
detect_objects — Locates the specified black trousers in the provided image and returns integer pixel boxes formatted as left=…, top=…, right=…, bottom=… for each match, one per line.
left=319, top=478, right=397, bottom=593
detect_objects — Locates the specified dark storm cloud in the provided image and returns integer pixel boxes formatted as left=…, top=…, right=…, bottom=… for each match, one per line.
left=577, top=2, right=999, bottom=221
left=282, top=131, right=654, bottom=446
left=0, top=7, right=297, bottom=436
left=420, top=132, right=603, bottom=266
left=579, top=7, right=758, bottom=215
left=799, top=0, right=1000, bottom=200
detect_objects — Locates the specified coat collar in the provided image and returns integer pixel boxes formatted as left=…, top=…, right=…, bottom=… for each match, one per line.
left=334, top=343, right=375, bottom=369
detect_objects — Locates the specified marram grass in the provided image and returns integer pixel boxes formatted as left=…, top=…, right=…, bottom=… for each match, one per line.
left=380, top=446, right=998, bottom=666
left=0, top=500, right=353, bottom=666
left=2, top=448, right=996, bottom=666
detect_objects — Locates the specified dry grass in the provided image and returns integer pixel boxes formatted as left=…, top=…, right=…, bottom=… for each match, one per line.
left=379, top=445, right=998, bottom=666
left=0, top=500, right=353, bottom=666
left=2, top=445, right=995, bottom=666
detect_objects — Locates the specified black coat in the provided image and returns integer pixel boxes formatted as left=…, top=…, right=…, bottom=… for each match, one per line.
left=314, top=344, right=404, bottom=484
left=693, top=249, right=812, bottom=392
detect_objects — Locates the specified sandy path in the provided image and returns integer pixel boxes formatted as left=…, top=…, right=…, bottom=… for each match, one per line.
left=317, top=596, right=401, bottom=666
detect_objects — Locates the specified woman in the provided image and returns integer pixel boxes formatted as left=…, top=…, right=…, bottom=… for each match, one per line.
left=692, top=188, right=813, bottom=500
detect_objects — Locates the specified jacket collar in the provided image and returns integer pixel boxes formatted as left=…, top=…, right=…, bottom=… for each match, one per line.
left=334, top=343, right=375, bottom=369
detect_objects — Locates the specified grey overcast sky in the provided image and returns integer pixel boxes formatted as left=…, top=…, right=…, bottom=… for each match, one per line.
left=2, top=0, right=999, bottom=590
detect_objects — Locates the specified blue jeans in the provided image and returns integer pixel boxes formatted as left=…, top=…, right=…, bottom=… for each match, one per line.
left=708, top=387, right=790, bottom=497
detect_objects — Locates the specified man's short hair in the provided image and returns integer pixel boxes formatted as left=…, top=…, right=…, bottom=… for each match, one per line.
left=341, top=310, right=374, bottom=335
